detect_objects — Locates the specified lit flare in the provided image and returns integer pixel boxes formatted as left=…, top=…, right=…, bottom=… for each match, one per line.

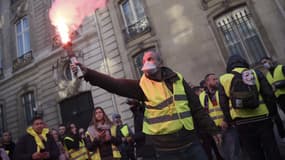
left=55, top=17, right=70, bottom=44
left=49, top=0, right=108, bottom=45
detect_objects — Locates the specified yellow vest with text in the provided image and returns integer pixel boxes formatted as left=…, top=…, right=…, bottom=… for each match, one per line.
left=139, top=72, right=194, bottom=135
left=199, top=91, right=224, bottom=126
left=219, top=68, right=269, bottom=120
left=265, top=65, right=285, bottom=97
left=87, top=125, right=121, bottom=160
left=64, top=137, right=88, bottom=160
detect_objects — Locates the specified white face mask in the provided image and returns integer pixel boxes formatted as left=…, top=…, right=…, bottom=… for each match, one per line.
left=141, top=61, right=158, bottom=76
left=263, top=62, right=272, bottom=69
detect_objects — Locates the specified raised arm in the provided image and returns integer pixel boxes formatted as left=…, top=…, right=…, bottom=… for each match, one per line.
left=84, top=68, right=146, bottom=101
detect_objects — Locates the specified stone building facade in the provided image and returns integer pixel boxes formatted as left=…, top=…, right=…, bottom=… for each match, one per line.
left=0, top=0, right=284, bottom=139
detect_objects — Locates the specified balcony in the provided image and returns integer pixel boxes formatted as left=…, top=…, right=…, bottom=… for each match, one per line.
left=122, top=16, right=151, bottom=41
left=13, top=51, right=33, bottom=72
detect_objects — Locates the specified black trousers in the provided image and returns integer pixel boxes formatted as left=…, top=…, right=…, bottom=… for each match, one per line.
left=277, top=94, right=285, bottom=113
left=236, top=119, right=281, bottom=160
left=200, top=133, right=224, bottom=160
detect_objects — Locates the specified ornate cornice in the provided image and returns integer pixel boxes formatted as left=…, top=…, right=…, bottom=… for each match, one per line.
left=201, top=0, right=230, bottom=10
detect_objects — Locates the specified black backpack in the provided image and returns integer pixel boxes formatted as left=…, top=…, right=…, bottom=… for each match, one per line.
left=229, top=70, right=260, bottom=109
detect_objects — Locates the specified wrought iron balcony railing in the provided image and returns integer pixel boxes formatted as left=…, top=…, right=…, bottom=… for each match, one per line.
left=122, top=16, right=151, bottom=41
left=13, top=51, right=33, bottom=72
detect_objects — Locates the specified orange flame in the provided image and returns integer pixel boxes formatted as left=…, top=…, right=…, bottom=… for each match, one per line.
left=49, top=0, right=107, bottom=45
left=55, top=17, right=70, bottom=44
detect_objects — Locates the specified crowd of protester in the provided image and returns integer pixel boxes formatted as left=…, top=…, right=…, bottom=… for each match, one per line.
left=0, top=101, right=155, bottom=160
left=0, top=53, right=285, bottom=160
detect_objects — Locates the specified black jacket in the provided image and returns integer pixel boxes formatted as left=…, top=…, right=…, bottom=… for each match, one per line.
left=64, top=133, right=81, bottom=150
left=85, top=127, right=122, bottom=158
left=14, top=133, right=59, bottom=160
left=3, top=142, right=15, bottom=160
left=130, top=102, right=156, bottom=157
left=84, top=67, right=219, bottom=150
left=219, top=55, right=277, bottom=123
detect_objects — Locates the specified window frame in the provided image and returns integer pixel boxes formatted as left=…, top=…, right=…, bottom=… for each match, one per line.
left=15, top=16, right=31, bottom=58
left=21, top=91, right=36, bottom=124
left=215, top=6, right=268, bottom=64
left=120, top=0, right=144, bottom=28
left=208, top=2, right=276, bottom=66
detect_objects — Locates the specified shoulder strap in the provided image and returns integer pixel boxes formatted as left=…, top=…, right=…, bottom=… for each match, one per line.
left=231, top=70, right=241, bottom=75
left=204, top=94, right=209, bottom=110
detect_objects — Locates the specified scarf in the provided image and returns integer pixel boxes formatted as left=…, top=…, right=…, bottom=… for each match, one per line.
left=26, top=127, right=49, bottom=152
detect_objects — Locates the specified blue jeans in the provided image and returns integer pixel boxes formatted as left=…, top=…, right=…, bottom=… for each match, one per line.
left=156, top=142, right=208, bottom=160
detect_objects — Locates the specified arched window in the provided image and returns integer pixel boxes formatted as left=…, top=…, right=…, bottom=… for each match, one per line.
left=119, top=0, right=150, bottom=40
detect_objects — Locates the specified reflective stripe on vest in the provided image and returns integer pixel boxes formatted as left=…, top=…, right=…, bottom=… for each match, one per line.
left=199, top=91, right=224, bottom=126
left=86, top=125, right=121, bottom=159
left=144, top=110, right=191, bottom=124
left=139, top=72, right=194, bottom=135
left=219, top=68, right=269, bottom=120
left=266, top=65, right=285, bottom=97
left=64, top=137, right=88, bottom=160
left=145, top=95, right=188, bottom=110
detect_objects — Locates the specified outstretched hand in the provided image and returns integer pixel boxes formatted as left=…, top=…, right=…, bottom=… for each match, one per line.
left=70, top=62, right=87, bottom=77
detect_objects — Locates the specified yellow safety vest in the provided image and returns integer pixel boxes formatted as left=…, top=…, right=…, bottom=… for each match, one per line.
left=87, top=125, right=121, bottom=160
left=199, top=91, right=224, bottom=126
left=219, top=68, right=269, bottom=120
left=265, top=65, right=285, bottom=97
left=139, top=72, right=194, bottom=135
left=120, top=125, right=130, bottom=137
left=64, top=136, right=88, bottom=160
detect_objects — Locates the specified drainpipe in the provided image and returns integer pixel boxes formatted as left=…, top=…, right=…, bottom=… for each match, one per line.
left=92, top=11, right=119, bottom=113
left=274, top=0, right=285, bottom=20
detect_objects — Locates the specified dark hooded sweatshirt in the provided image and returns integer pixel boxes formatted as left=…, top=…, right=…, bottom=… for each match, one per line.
left=219, top=55, right=278, bottom=123
left=83, top=67, right=219, bottom=151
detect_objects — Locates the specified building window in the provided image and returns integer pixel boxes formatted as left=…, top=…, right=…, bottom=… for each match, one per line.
left=133, top=47, right=156, bottom=77
left=215, top=7, right=267, bottom=64
left=120, top=0, right=150, bottom=40
left=21, top=92, right=36, bottom=124
left=0, top=104, right=5, bottom=133
left=16, top=16, right=31, bottom=57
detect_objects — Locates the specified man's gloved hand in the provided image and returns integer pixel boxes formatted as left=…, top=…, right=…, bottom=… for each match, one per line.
left=70, top=62, right=87, bottom=77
